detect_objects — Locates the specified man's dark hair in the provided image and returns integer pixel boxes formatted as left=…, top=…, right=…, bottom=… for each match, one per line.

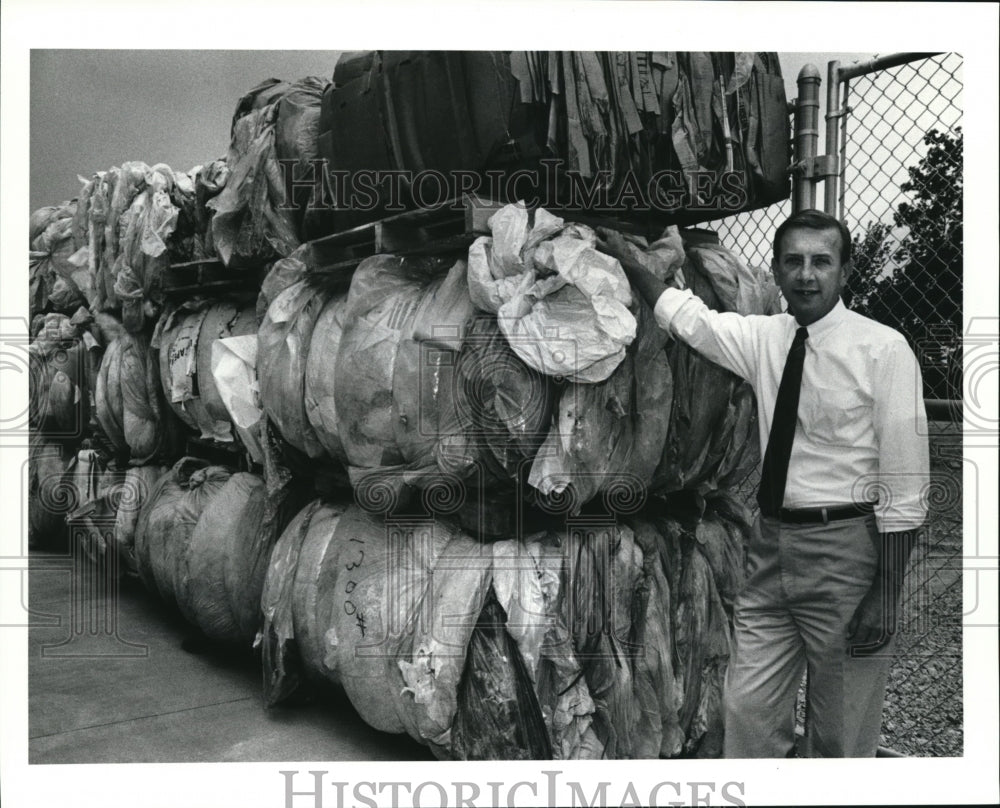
left=773, top=209, right=852, bottom=265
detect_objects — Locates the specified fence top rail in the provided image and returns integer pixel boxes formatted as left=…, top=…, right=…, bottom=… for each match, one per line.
left=837, top=52, right=945, bottom=83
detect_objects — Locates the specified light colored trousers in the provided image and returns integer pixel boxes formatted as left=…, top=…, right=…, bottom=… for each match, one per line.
left=723, top=513, right=895, bottom=758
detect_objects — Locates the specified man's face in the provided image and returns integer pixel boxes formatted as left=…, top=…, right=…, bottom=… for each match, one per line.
left=772, top=226, right=850, bottom=326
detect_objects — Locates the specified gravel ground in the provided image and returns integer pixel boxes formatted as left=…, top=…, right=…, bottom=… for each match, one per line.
left=880, top=420, right=963, bottom=756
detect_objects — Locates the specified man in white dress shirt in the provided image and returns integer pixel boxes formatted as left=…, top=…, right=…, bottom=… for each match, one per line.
left=598, top=209, right=929, bottom=757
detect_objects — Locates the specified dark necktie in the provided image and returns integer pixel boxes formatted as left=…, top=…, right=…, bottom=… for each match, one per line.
left=757, top=326, right=809, bottom=516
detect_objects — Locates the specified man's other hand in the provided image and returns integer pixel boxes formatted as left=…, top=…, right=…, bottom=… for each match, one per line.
left=847, top=581, right=897, bottom=656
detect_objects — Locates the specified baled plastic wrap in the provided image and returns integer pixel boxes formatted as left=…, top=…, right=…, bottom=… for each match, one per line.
left=258, top=281, right=332, bottom=459
left=133, top=458, right=232, bottom=610
left=180, top=472, right=292, bottom=645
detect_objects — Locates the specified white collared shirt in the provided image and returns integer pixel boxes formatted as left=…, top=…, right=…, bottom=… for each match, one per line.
left=653, top=290, right=929, bottom=532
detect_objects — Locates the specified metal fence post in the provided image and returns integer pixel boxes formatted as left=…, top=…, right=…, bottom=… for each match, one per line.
left=824, top=60, right=842, bottom=215
left=793, top=64, right=821, bottom=212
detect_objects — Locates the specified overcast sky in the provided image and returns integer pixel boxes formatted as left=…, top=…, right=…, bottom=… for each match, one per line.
left=28, top=50, right=870, bottom=212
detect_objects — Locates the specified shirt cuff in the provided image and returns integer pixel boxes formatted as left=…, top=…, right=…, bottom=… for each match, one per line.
left=652, top=287, right=695, bottom=333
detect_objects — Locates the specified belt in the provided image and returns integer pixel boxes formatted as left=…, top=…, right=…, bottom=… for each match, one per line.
left=763, top=503, right=876, bottom=524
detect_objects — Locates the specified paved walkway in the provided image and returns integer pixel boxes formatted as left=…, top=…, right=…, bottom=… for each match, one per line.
left=28, top=552, right=433, bottom=763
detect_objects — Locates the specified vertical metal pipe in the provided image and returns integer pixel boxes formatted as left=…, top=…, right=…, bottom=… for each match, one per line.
left=824, top=60, right=842, bottom=215
left=838, top=79, right=851, bottom=222
left=793, top=64, right=821, bottom=212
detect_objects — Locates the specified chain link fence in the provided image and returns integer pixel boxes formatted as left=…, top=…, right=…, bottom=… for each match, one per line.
left=703, top=53, right=963, bottom=756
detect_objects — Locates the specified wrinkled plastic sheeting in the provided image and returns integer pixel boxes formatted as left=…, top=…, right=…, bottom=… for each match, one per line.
left=29, top=201, right=92, bottom=315
left=29, top=312, right=89, bottom=436
left=334, top=255, right=473, bottom=485
left=180, top=472, right=279, bottom=645
left=528, top=299, right=671, bottom=508
left=450, top=315, right=555, bottom=485
left=274, top=77, right=330, bottom=235
left=211, top=336, right=265, bottom=464
left=652, top=240, right=775, bottom=495
left=133, top=458, right=232, bottom=611
left=467, top=203, right=636, bottom=382
left=96, top=330, right=172, bottom=464
left=112, top=464, right=169, bottom=577
left=209, top=94, right=300, bottom=267
left=258, top=280, right=332, bottom=459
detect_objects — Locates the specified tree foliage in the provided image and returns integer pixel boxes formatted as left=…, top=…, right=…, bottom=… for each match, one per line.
left=848, top=127, right=963, bottom=399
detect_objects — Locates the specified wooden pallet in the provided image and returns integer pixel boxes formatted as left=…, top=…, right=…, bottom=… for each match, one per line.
left=304, top=194, right=660, bottom=279
left=163, top=259, right=267, bottom=300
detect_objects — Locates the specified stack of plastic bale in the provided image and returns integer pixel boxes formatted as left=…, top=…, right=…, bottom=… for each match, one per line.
left=207, top=77, right=330, bottom=268
left=124, top=455, right=306, bottom=647
left=27, top=309, right=115, bottom=550
left=251, top=200, right=778, bottom=759
left=315, top=51, right=790, bottom=231
left=29, top=201, right=94, bottom=318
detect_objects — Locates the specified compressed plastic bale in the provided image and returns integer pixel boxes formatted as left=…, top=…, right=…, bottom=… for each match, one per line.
left=193, top=159, right=229, bottom=258
left=208, top=99, right=300, bottom=267
left=335, top=255, right=474, bottom=485
left=102, top=162, right=150, bottom=310
left=96, top=331, right=171, bottom=464
left=29, top=313, right=88, bottom=438
left=30, top=207, right=92, bottom=315
left=466, top=203, right=636, bottom=382
left=112, top=464, right=169, bottom=577
left=627, top=516, right=685, bottom=758
left=528, top=299, right=671, bottom=508
left=284, top=505, right=492, bottom=752
left=261, top=499, right=327, bottom=706
left=256, top=243, right=312, bottom=325
left=195, top=301, right=257, bottom=442
left=451, top=314, right=555, bottom=483
left=258, top=280, right=331, bottom=459
left=449, top=589, right=553, bottom=760
left=488, top=533, right=603, bottom=759
left=303, top=294, right=349, bottom=464
left=180, top=472, right=279, bottom=645
left=133, top=458, right=232, bottom=609
left=274, top=77, right=330, bottom=235
left=155, top=304, right=212, bottom=435
left=28, top=436, right=76, bottom=551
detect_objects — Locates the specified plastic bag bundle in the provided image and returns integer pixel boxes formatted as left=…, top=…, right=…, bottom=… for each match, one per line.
left=113, top=164, right=183, bottom=332
left=29, top=312, right=91, bottom=440
left=208, top=80, right=304, bottom=267
left=29, top=200, right=91, bottom=316
left=652, top=240, right=773, bottom=495
left=637, top=491, right=750, bottom=757
left=96, top=330, right=174, bottom=464
left=133, top=457, right=232, bottom=610
left=333, top=254, right=474, bottom=487
left=528, top=298, right=672, bottom=509
left=111, top=464, right=170, bottom=577
left=449, top=314, right=555, bottom=485
left=261, top=502, right=653, bottom=760
left=258, top=281, right=333, bottom=460
left=154, top=300, right=257, bottom=443
left=179, top=472, right=298, bottom=645
left=28, top=436, right=77, bottom=551
left=191, top=159, right=230, bottom=259
left=467, top=203, right=636, bottom=382
left=274, top=77, right=331, bottom=237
